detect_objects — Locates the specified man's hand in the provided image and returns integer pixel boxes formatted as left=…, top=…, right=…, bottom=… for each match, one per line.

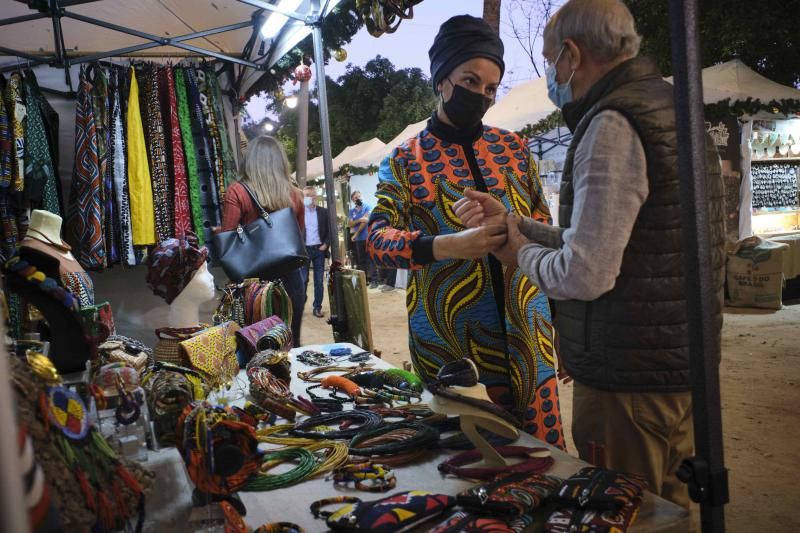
left=491, top=215, right=528, bottom=268
left=433, top=225, right=508, bottom=260
left=453, top=189, right=508, bottom=228
left=319, top=243, right=328, bottom=252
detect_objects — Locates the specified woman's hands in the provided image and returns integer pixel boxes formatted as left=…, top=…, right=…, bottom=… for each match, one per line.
left=433, top=225, right=509, bottom=260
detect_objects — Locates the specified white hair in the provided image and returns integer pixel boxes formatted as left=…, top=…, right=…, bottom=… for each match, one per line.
left=545, top=0, right=641, bottom=63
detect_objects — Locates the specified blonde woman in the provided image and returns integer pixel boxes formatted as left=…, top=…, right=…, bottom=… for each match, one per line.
left=221, top=136, right=306, bottom=343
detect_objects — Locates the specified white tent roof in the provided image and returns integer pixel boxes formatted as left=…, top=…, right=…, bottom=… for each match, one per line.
left=665, top=59, right=800, bottom=104
left=304, top=137, right=387, bottom=177
left=484, top=77, right=556, bottom=133
left=0, top=0, right=343, bottom=95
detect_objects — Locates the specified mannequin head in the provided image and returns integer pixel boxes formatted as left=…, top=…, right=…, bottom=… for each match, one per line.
left=172, top=262, right=216, bottom=306
left=28, top=210, right=64, bottom=243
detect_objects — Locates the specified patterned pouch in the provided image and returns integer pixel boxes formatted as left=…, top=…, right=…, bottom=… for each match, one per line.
left=235, top=315, right=286, bottom=361
left=79, top=301, right=115, bottom=345
left=429, top=510, right=535, bottom=533
left=544, top=495, right=644, bottom=533
left=179, top=321, right=241, bottom=388
left=325, top=491, right=455, bottom=532
left=551, top=467, right=646, bottom=512
left=457, top=471, right=562, bottom=516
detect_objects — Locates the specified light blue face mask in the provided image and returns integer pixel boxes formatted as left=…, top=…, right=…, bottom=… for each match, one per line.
left=546, top=45, right=575, bottom=108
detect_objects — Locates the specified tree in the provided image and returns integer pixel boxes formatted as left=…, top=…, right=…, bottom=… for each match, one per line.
left=626, top=0, right=800, bottom=87
left=483, top=0, right=502, bottom=34
left=506, top=0, right=560, bottom=78
left=377, top=68, right=437, bottom=140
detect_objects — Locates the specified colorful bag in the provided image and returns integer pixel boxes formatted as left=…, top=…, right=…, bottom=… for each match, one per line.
left=79, top=301, right=115, bottom=347
left=430, top=511, right=535, bottom=533
left=178, top=321, right=241, bottom=389
left=324, top=491, right=455, bottom=532
left=544, top=496, right=644, bottom=533
left=235, top=315, right=286, bottom=361
left=457, top=471, right=562, bottom=516
left=551, top=467, right=646, bottom=512
left=154, top=325, right=206, bottom=365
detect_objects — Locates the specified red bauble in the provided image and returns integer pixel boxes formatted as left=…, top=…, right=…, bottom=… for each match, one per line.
left=294, top=65, right=312, bottom=82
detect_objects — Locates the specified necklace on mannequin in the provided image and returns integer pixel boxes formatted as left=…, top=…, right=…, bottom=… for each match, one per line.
left=26, top=227, right=72, bottom=253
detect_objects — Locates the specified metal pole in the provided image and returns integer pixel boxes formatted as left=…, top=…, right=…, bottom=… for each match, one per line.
left=296, top=78, right=310, bottom=187
left=49, top=0, right=72, bottom=90
left=668, top=1, right=728, bottom=531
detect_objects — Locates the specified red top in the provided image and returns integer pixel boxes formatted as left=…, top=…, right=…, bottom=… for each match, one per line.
left=221, top=181, right=305, bottom=234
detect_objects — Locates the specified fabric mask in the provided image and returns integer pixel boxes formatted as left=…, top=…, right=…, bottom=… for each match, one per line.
left=546, top=45, right=575, bottom=108
left=303, top=197, right=313, bottom=207
left=355, top=199, right=363, bottom=207
left=442, top=80, right=493, bottom=130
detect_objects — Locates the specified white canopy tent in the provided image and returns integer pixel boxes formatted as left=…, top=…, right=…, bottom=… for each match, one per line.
left=483, top=76, right=556, bottom=133
left=304, top=137, right=386, bottom=178
left=666, top=59, right=800, bottom=239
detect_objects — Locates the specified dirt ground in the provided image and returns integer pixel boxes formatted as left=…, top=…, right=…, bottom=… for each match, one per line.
left=300, top=283, right=800, bottom=532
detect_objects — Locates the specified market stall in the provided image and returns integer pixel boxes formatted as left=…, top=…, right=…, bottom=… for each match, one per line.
left=142, top=343, right=690, bottom=532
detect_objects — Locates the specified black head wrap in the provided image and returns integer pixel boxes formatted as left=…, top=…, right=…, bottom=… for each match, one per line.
left=428, top=15, right=505, bottom=94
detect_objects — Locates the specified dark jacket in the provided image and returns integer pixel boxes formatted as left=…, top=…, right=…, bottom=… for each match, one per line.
left=555, top=57, right=726, bottom=393
left=309, top=205, right=330, bottom=248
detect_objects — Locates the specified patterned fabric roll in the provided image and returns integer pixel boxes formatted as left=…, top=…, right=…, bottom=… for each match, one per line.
left=21, top=75, right=59, bottom=215
left=88, top=66, right=118, bottom=264
left=109, top=68, right=136, bottom=266
left=197, top=69, right=226, bottom=201
left=159, top=65, right=192, bottom=238
left=141, top=66, right=173, bottom=243
left=5, top=73, right=26, bottom=194
left=207, top=67, right=237, bottom=188
left=126, top=67, right=156, bottom=246
left=184, top=67, right=220, bottom=245
left=174, top=67, right=205, bottom=243
left=67, top=68, right=106, bottom=270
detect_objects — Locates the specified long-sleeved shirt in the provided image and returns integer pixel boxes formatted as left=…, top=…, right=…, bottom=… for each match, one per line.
left=220, top=181, right=304, bottom=234
left=517, top=110, right=648, bottom=301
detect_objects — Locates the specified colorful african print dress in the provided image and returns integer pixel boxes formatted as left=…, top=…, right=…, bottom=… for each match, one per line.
left=367, top=114, right=565, bottom=448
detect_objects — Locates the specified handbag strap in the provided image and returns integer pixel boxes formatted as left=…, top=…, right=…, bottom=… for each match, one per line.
left=239, top=182, right=272, bottom=223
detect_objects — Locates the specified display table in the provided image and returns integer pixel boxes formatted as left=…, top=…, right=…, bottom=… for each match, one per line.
left=143, top=344, right=690, bottom=532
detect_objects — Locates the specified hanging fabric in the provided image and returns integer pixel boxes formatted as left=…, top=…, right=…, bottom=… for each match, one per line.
left=23, top=71, right=61, bottom=218
left=6, top=72, right=26, bottom=196
left=183, top=66, right=220, bottom=245
left=109, top=68, right=136, bottom=266
left=158, top=65, right=192, bottom=238
left=0, top=73, right=17, bottom=259
left=207, top=66, right=237, bottom=187
left=87, top=65, right=119, bottom=265
left=197, top=68, right=226, bottom=202
left=67, top=67, right=106, bottom=270
left=173, top=67, right=205, bottom=244
left=28, top=70, right=61, bottom=200
left=126, top=66, right=156, bottom=246
left=140, top=65, right=173, bottom=243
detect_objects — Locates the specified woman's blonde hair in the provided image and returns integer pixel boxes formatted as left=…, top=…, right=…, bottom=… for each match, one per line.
left=240, top=135, right=292, bottom=212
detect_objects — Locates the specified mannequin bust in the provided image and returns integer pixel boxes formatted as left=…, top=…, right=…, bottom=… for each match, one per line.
left=21, top=210, right=95, bottom=306
left=167, top=262, right=216, bottom=328
left=431, top=382, right=521, bottom=467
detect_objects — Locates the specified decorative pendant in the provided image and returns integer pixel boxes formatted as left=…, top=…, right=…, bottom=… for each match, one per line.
left=46, top=386, right=90, bottom=440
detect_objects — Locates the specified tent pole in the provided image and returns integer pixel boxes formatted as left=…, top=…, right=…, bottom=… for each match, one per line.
left=310, top=0, right=346, bottom=335
left=49, top=0, right=73, bottom=91
left=296, top=78, right=310, bottom=187
left=668, top=1, right=729, bottom=531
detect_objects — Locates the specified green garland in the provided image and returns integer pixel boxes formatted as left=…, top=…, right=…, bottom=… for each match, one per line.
left=704, top=98, right=800, bottom=121
left=518, top=110, right=565, bottom=139
left=335, top=163, right=379, bottom=178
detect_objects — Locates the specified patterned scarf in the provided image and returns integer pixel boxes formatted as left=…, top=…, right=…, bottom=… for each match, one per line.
left=5, top=73, right=26, bottom=194
left=126, top=67, right=156, bottom=246
left=67, top=68, right=106, bottom=270
left=173, top=67, right=205, bottom=244
left=22, top=72, right=60, bottom=217
left=206, top=67, right=237, bottom=189
left=197, top=68, right=226, bottom=201
left=109, top=68, right=136, bottom=266
left=0, top=74, right=13, bottom=189
left=158, top=66, right=192, bottom=238
left=0, top=74, right=17, bottom=258
left=140, top=66, right=173, bottom=243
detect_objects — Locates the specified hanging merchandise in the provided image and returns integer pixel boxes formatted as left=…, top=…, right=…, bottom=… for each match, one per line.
left=158, top=65, right=193, bottom=238
left=22, top=72, right=60, bottom=217
left=126, top=66, right=157, bottom=247
left=6, top=71, right=26, bottom=195
left=67, top=67, right=106, bottom=270
left=174, top=66, right=207, bottom=243
left=109, top=68, right=137, bottom=265
left=206, top=66, right=237, bottom=189
left=334, top=48, right=348, bottom=62
left=0, top=73, right=18, bottom=259
left=197, top=68, right=227, bottom=202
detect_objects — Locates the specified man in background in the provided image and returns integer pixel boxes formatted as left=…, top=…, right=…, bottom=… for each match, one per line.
left=348, top=190, right=379, bottom=288
left=302, top=186, right=329, bottom=318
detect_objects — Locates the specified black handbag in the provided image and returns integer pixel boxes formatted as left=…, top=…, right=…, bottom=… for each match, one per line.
left=212, top=182, right=308, bottom=282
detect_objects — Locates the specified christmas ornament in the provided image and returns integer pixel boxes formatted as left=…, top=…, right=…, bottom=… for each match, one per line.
left=274, top=88, right=285, bottom=102
left=334, top=48, right=348, bottom=62
left=294, top=64, right=312, bottom=83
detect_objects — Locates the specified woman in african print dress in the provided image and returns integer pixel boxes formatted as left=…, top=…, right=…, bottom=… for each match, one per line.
left=366, top=15, right=564, bottom=448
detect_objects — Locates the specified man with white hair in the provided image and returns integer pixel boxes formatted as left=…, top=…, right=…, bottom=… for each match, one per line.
left=455, top=0, right=725, bottom=508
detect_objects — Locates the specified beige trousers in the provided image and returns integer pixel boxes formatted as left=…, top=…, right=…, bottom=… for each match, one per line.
left=571, top=381, right=694, bottom=509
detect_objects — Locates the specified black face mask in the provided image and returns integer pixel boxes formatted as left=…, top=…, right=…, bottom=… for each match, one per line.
left=355, top=198, right=363, bottom=207
left=442, top=80, right=493, bottom=131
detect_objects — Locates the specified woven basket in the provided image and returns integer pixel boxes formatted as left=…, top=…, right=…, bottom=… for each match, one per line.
left=153, top=326, right=206, bottom=365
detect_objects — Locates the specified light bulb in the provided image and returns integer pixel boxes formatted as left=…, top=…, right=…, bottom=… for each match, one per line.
left=285, top=96, right=298, bottom=109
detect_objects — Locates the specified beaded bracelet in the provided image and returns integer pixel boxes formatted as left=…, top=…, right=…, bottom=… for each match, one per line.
left=290, top=410, right=384, bottom=440
left=437, top=445, right=554, bottom=481
left=331, top=462, right=396, bottom=492
left=296, top=350, right=333, bottom=366
left=310, top=496, right=360, bottom=519
left=348, top=421, right=439, bottom=457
